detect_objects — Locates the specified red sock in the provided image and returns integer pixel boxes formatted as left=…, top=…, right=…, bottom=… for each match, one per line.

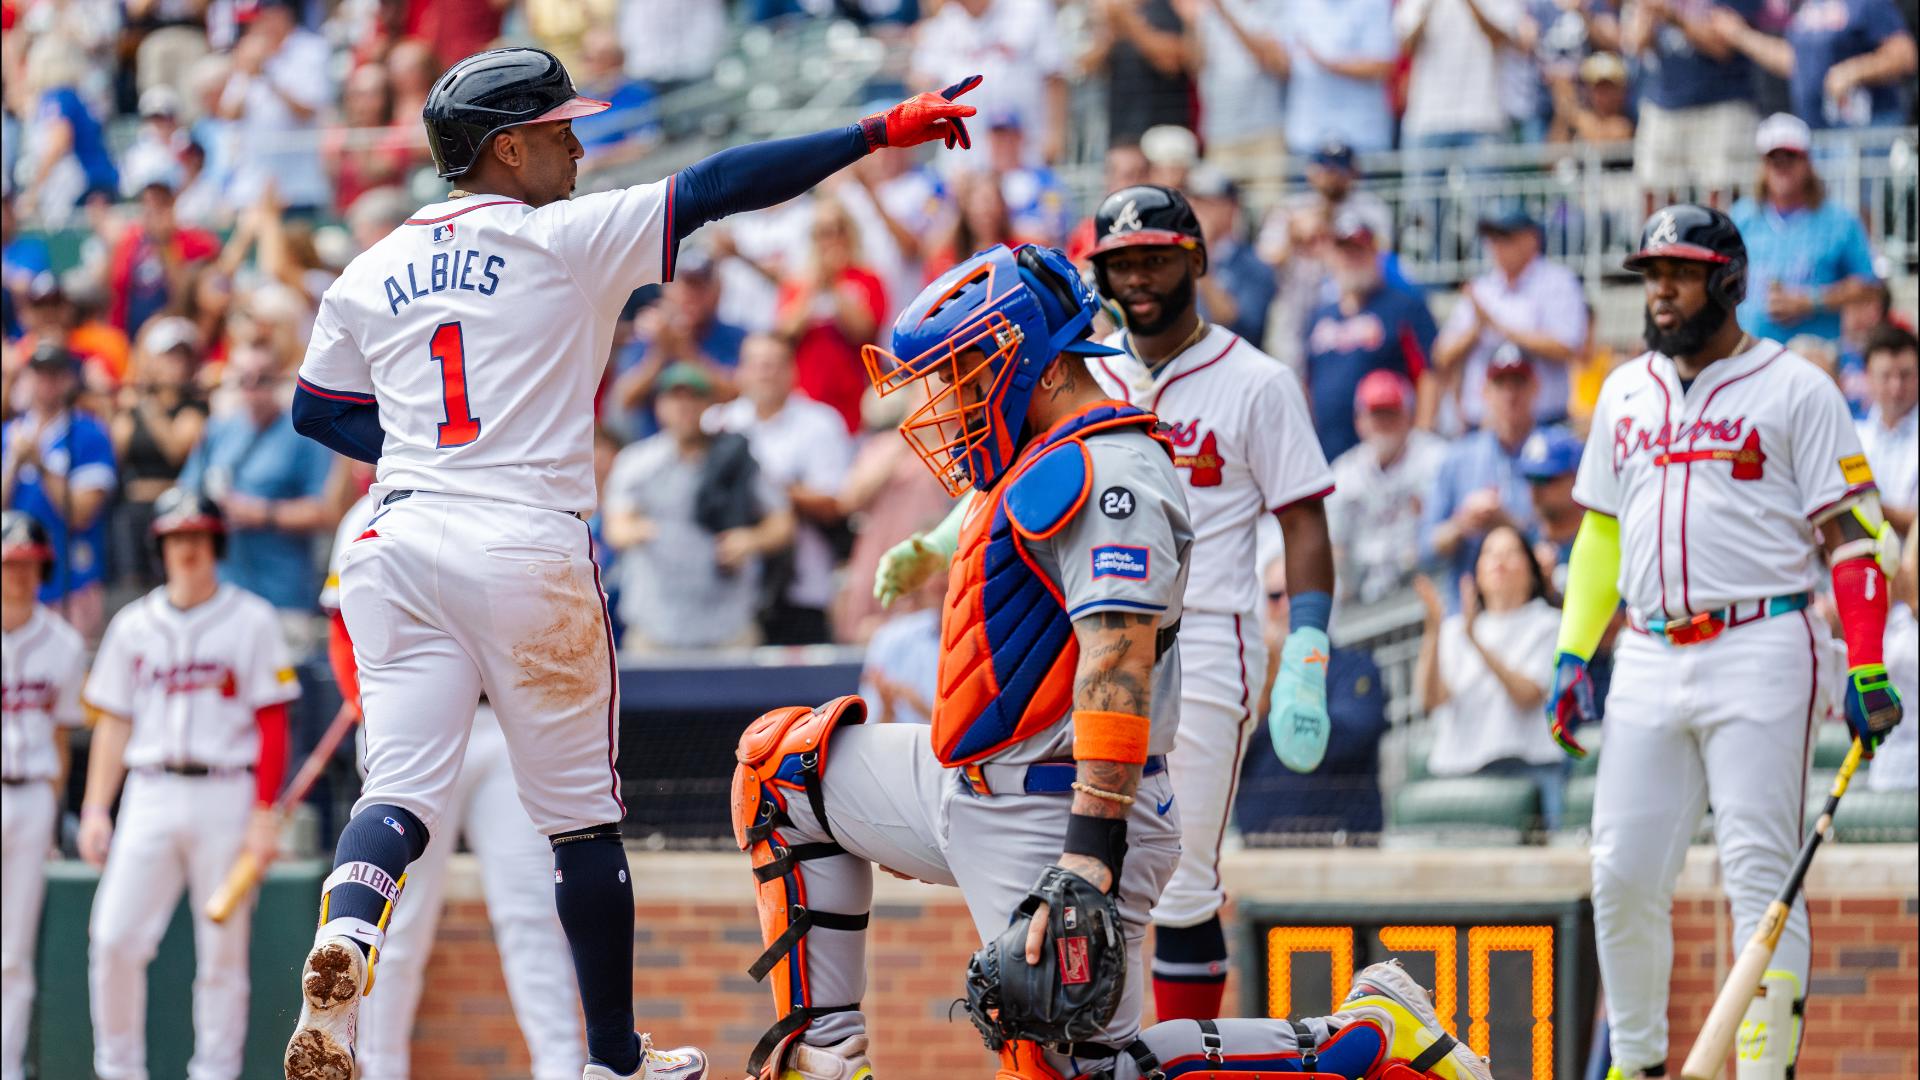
left=1152, top=976, right=1226, bottom=1022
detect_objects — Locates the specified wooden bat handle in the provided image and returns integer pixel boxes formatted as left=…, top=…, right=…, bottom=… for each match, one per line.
left=205, top=850, right=263, bottom=924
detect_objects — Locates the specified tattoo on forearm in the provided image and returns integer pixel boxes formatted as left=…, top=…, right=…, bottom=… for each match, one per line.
left=1072, top=610, right=1156, bottom=724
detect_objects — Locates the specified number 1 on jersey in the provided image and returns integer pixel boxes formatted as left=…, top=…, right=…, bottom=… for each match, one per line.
left=429, top=322, right=481, bottom=447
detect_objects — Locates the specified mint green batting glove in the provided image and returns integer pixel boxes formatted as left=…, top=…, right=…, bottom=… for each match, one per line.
left=1269, top=627, right=1332, bottom=773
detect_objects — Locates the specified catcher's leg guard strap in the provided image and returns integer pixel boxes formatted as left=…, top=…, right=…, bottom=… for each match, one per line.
left=748, top=907, right=870, bottom=981
left=1408, top=1033, right=1458, bottom=1073
left=747, top=1003, right=860, bottom=1078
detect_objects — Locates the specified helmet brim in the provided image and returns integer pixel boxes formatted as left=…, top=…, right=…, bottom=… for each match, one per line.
left=529, top=95, right=612, bottom=124
left=1060, top=339, right=1124, bottom=357
left=1091, top=230, right=1200, bottom=257
left=1623, top=243, right=1733, bottom=272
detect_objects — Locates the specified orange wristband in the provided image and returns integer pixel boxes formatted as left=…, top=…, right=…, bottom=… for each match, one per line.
left=1072, top=710, right=1150, bottom=765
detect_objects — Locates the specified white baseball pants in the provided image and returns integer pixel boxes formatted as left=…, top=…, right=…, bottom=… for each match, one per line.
left=1151, top=610, right=1264, bottom=929
left=355, top=706, right=585, bottom=1080
left=774, top=722, right=1182, bottom=1070
left=88, top=771, right=254, bottom=1080
left=337, top=490, right=623, bottom=836
left=1, top=781, right=58, bottom=1080
left=1591, top=612, right=1824, bottom=1070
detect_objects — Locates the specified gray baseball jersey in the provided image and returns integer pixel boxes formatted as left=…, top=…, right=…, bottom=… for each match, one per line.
left=992, top=427, right=1193, bottom=767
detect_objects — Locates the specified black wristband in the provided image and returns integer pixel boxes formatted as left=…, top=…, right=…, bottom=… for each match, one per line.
left=1063, top=812, right=1128, bottom=886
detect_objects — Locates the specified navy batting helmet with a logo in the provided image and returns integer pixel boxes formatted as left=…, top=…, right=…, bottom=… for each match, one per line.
left=1, top=510, right=53, bottom=578
left=1089, top=184, right=1207, bottom=295
left=1623, top=204, right=1748, bottom=309
left=150, top=487, right=228, bottom=558
left=421, top=47, right=610, bottom=179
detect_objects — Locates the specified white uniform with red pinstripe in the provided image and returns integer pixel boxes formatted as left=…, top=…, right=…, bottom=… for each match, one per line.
left=295, top=186, right=673, bottom=837
left=1090, top=325, right=1334, bottom=933
left=1572, top=339, right=1871, bottom=1069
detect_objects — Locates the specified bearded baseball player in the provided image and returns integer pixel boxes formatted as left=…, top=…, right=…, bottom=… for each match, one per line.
left=1084, top=184, right=1337, bottom=1020
left=320, top=492, right=587, bottom=1080
left=1, top=511, right=86, bottom=1080
left=1547, top=205, right=1904, bottom=1079
left=730, top=245, right=1487, bottom=1080
left=78, top=488, right=299, bottom=1080
left=284, top=44, right=980, bottom=1080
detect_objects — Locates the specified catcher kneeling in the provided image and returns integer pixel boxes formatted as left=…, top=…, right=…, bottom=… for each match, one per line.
left=729, top=245, right=1492, bottom=1080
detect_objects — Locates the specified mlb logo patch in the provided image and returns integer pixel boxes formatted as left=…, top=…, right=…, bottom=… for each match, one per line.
left=1091, top=545, right=1150, bottom=581
left=431, top=223, right=457, bottom=244
left=1058, top=936, right=1091, bottom=985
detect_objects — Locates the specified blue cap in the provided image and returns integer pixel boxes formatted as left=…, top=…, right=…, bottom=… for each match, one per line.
left=1520, top=427, right=1582, bottom=480
left=1311, top=142, right=1355, bottom=170
left=1479, top=205, right=1541, bottom=235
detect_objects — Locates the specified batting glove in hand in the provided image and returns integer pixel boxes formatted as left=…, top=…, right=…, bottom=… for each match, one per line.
left=1545, top=652, right=1593, bottom=757
left=1269, top=628, right=1332, bottom=773
left=872, top=534, right=947, bottom=608
left=861, top=75, right=982, bottom=152
left=1842, top=663, right=1903, bottom=757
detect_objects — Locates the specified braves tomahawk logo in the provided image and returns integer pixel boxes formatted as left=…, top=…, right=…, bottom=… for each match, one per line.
left=1165, top=421, right=1226, bottom=487
left=1615, top=416, right=1766, bottom=480
left=1646, top=208, right=1680, bottom=248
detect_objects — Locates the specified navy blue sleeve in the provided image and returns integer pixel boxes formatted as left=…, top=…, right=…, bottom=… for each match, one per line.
left=669, top=125, right=868, bottom=244
left=292, top=380, right=385, bottom=464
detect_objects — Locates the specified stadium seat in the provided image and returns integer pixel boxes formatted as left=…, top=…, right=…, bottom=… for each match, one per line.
left=1403, top=725, right=1437, bottom=783
left=1560, top=775, right=1597, bottom=832
left=1385, top=777, right=1540, bottom=846
left=1808, top=787, right=1920, bottom=844
left=1812, top=723, right=1854, bottom=769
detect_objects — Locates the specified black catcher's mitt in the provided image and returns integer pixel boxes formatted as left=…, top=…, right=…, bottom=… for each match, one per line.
left=963, top=865, right=1127, bottom=1050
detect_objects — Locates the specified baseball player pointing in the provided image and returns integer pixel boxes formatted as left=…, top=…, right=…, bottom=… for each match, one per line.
left=1548, top=205, right=1903, bottom=1079
left=284, top=45, right=980, bottom=1080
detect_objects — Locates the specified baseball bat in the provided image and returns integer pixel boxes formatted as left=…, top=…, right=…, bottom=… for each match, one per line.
left=205, top=700, right=362, bottom=923
left=1679, top=738, right=1865, bottom=1080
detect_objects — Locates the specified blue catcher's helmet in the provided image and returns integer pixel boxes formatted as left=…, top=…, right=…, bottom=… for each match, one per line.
left=861, top=244, right=1121, bottom=495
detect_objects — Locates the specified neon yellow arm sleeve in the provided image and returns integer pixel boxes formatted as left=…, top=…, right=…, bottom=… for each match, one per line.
left=1556, top=511, right=1622, bottom=661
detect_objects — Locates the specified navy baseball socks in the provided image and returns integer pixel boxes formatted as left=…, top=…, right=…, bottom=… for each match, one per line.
left=554, top=823, right=643, bottom=1075
left=317, top=802, right=429, bottom=955
left=1152, top=915, right=1230, bottom=1021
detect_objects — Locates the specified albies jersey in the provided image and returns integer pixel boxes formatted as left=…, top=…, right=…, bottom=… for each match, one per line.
left=85, top=585, right=301, bottom=769
left=298, top=184, right=673, bottom=515
left=1573, top=340, right=1874, bottom=619
left=2, top=605, right=87, bottom=780
left=1090, top=325, right=1334, bottom=615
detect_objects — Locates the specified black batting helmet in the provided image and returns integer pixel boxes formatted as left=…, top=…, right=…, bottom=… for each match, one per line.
left=1, top=510, right=53, bottom=579
left=1623, top=204, right=1748, bottom=308
left=150, top=487, right=227, bottom=558
left=421, top=47, right=610, bottom=179
left=1089, top=185, right=1207, bottom=296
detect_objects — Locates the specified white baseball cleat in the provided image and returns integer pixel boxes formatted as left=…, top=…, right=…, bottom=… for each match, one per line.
left=1337, top=959, right=1495, bottom=1080
left=582, top=1033, right=708, bottom=1079
left=780, top=1034, right=874, bottom=1080
left=284, top=936, right=366, bottom=1080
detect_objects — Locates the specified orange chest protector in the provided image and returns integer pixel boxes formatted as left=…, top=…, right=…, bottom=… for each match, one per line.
left=929, top=403, right=1167, bottom=766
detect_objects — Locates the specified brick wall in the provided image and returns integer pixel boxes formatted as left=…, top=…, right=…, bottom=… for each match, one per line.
left=404, top=851, right=1917, bottom=1080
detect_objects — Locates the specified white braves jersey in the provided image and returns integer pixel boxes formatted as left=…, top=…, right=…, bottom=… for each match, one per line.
left=1573, top=340, right=1873, bottom=619
left=1, top=606, right=87, bottom=780
left=319, top=490, right=381, bottom=612
left=1090, top=325, right=1334, bottom=615
left=84, top=585, right=301, bottom=769
left=298, top=184, right=674, bottom=515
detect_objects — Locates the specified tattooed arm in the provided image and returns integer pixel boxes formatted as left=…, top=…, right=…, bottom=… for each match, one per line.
left=1060, top=610, right=1159, bottom=890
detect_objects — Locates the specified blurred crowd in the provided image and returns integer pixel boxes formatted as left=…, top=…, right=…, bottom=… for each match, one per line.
left=3, top=0, right=1917, bottom=833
